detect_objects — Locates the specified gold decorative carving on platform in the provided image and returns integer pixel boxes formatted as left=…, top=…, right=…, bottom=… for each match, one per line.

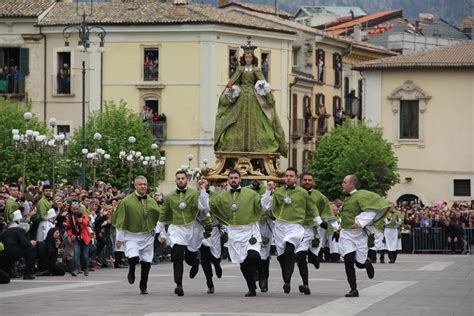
left=203, top=151, right=284, bottom=183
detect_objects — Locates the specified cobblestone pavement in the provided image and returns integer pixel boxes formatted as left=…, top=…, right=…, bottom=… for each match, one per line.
left=0, top=254, right=472, bottom=316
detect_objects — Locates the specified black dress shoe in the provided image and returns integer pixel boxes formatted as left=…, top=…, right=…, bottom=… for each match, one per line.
left=207, top=287, right=214, bottom=294
left=259, top=279, right=268, bottom=292
left=140, top=287, right=148, bottom=295
left=189, top=265, right=199, bottom=279
left=298, top=285, right=311, bottom=295
left=283, top=283, right=291, bottom=294
left=366, top=260, right=375, bottom=279
left=127, top=269, right=135, bottom=284
left=389, top=261, right=395, bottom=264
left=380, top=260, right=385, bottom=264
left=345, top=289, right=359, bottom=297
left=215, top=263, right=222, bottom=278
left=245, top=290, right=256, bottom=297
left=175, top=286, right=184, bottom=296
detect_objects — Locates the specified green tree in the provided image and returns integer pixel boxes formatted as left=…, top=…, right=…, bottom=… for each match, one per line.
left=0, top=98, right=52, bottom=186
left=58, top=100, right=160, bottom=189
left=308, top=121, right=399, bottom=200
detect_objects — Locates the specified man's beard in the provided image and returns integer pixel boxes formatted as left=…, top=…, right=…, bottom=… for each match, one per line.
left=230, top=182, right=239, bottom=189
left=177, top=183, right=187, bottom=190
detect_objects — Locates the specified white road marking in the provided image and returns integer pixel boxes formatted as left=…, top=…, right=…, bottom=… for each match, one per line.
left=417, top=262, right=453, bottom=271
left=0, top=281, right=117, bottom=299
left=300, top=281, right=417, bottom=316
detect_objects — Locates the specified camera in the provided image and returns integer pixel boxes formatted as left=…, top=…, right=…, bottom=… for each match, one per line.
left=77, top=212, right=83, bottom=218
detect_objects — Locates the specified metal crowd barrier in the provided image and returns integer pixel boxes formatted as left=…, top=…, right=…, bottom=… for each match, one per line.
left=411, top=227, right=473, bottom=254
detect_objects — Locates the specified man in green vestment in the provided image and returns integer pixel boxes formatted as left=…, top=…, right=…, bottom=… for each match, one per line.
left=113, top=176, right=161, bottom=295
left=199, top=186, right=222, bottom=294
left=247, top=180, right=272, bottom=293
left=296, top=172, right=335, bottom=295
left=36, top=185, right=54, bottom=241
left=210, top=170, right=264, bottom=297
left=4, top=184, right=22, bottom=225
left=159, top=170, right=209, bottom=297
left=261, top=167, right=321, bottom=294
left=339, top=174, right=389, bottom=297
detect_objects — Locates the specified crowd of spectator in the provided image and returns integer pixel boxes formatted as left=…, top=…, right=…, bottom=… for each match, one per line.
left=395, top=200, right=473, bottom=254
left=0, top=65, right=20, bottom=94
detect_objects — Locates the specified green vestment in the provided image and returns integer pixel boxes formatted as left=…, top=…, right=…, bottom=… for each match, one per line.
left=112, top=193, right=160, bottom=233
left=303, top=189, right=333, bottom=228
left=340, top=190, right=389, bottom=230
left=214, top=65, right=287, bottom=157
left=161, top=188, right=200, bottom=226
left=4, top=198, right=22, bottom=224
left=37, top=197, right=53, bottom=220
left=272, top=186, right=319, bottom=224
left=210, top=188, right=262, bottom=227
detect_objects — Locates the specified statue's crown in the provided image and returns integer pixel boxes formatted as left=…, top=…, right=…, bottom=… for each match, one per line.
left=241, top=36, right=257, bottom=53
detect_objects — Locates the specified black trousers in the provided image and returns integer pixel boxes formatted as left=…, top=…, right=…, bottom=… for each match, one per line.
left=388, top=251, right=398, bottom=262
left=128, top=256, right=151, bottom=290
left=172, top=244, right=199, bottom=286
left=240, top=250, right=260, bottom=292
left=200, top=245, right=221, bottom=289
left=0, top=246, right=36, bottom=276
left=343, top=251, right=367, bottom=290
left=0, top=268, right=11, bottom=284
left=296, top=251, right=309, bottom=286
left=277, top=242, right=296, bottom=284
left=257, top=258, right=270, bottom=283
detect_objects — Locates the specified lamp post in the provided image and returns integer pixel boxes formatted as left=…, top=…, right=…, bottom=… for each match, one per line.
left=45, top=133, right=68, bottom=192
left=62, top=0, right=106, bottom=188
left=119, top=136, right=141, bottom=190
left=143, top=154, right=165, bottom=192
left=12, top=112, right=38, bottom=193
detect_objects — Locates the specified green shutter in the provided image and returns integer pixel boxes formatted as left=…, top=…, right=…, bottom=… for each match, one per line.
left=20, top=48, right=29, bottom=76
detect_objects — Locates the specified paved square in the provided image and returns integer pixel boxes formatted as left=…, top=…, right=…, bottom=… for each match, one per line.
left=0, top=254, right=472, bottom=316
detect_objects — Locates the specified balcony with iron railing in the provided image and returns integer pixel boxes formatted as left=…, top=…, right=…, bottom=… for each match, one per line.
left=0, top=75, right=26, bottom=98
left=149, top=121, right=167, bottom=142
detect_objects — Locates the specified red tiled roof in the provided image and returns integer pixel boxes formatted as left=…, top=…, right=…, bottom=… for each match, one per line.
left=326, top=9, right=402, bottom=34
left=354, top=42, right=474, bottom=70
left=0, top=0, right=55, bottom=18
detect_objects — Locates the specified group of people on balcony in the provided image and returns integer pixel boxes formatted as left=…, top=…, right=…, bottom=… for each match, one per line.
left=0, top=65, right=20, bottom=94
left=141, top=105, right=167, bottom=124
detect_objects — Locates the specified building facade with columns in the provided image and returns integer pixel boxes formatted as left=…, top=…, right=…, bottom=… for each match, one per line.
left=355, top=42, right=474, bottom=205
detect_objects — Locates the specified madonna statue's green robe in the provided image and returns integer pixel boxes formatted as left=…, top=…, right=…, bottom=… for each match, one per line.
left=214, top=65, right=288, bottom=157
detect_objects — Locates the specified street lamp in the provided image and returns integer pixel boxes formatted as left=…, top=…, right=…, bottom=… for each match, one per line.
left=45, top=133, right=68, bottom=192
left=143, top=144, right=165, bottom=191
left=12, top=112, right=39, bottom=193
left=62, top=0, right=106, bottom=188
left=86, top=147, right=110, bottom=187
left=119, top=136, right=141, bottom=190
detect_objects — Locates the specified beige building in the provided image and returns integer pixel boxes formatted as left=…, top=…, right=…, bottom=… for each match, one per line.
left=222, top=4, right=396, bottom=172
left=355, top=42, right=474, bottom=205
left=2, top=0, right=296, bottom=189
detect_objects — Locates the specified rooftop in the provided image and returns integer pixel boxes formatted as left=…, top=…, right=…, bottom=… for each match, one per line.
left=354, top=41, right=474, bottom=70
left=325, top=10, right=403, bottom=35
left=36, top=1, right=295, bottom=35
left=228, top=7, right=396, bottom=57
left=296, top=6, right=366, bottom=19
left=219, top=1, right=294, bottom=19
left=0, top=0, right=55, bottom=18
